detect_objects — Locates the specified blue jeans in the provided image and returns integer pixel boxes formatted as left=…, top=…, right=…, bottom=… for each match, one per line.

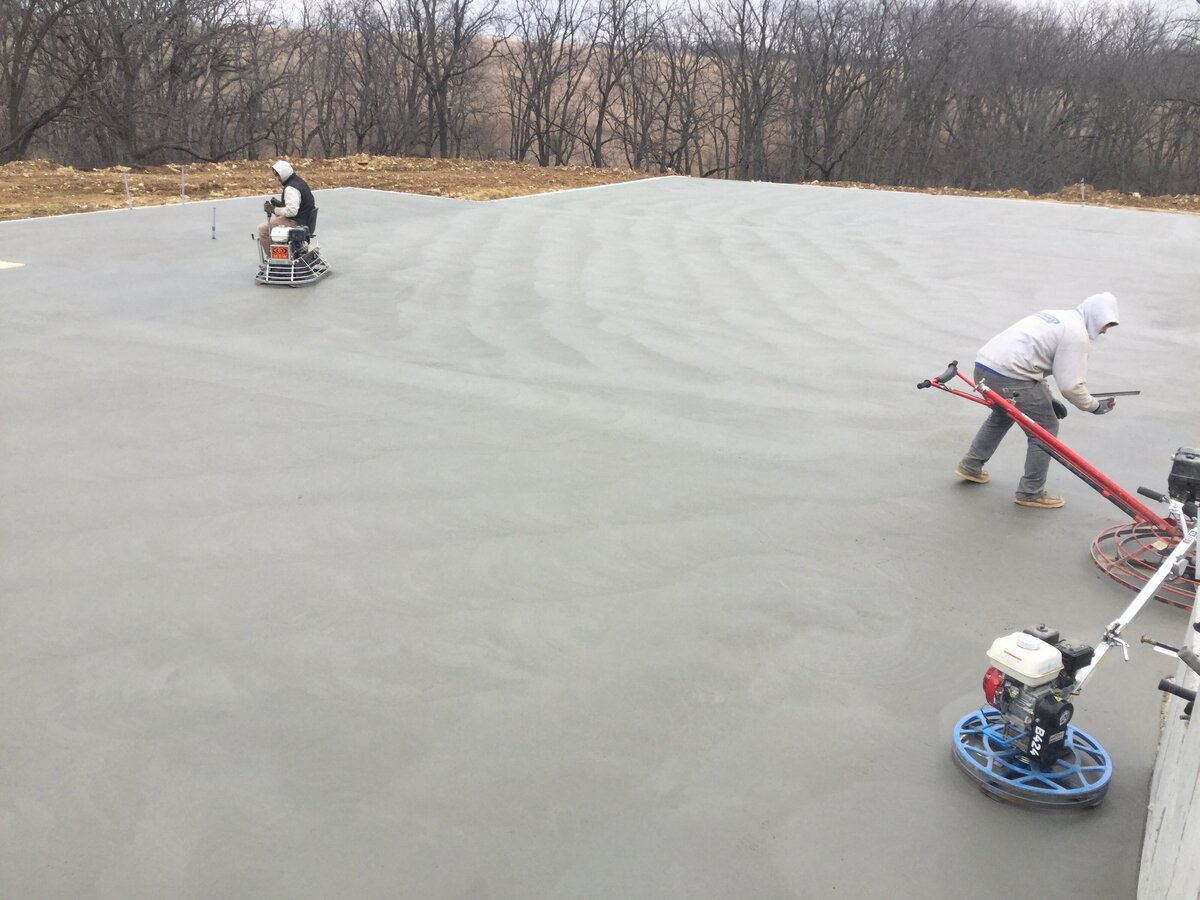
left=959, top=365, right=1059, bottom=500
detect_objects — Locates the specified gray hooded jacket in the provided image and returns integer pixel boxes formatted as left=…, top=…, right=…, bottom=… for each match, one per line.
left=975, top=292, right=1120, bottom=411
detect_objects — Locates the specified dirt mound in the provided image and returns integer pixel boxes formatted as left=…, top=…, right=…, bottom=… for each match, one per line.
left=0, top=155, right=654, bottom=220
left=1, top=155, right=1197, bottom=220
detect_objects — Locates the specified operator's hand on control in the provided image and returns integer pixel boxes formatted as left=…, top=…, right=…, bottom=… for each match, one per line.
left=1091, top=397, right=1116, bottom=415
left=1052, top=399, right=1068, bottom=419
left=263, top=198, right=275, bottom=214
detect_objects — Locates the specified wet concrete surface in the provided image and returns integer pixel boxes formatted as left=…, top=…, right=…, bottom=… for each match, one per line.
left=2, top=179, right=1198, bottom=899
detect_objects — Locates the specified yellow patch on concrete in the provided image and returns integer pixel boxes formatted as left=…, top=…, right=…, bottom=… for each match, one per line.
left=0, top=260, right=25, bottom=269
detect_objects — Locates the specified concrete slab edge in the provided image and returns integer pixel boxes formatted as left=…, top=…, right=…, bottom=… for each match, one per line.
left=0, top=176, right=674, bottom=226
left=1138, top=580, right=1200, bottom=900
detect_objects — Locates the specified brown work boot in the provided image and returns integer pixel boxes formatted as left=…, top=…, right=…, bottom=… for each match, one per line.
left=954, top=467, right=989, bottom=484
left=1014, top=493, right=1065, bottom=509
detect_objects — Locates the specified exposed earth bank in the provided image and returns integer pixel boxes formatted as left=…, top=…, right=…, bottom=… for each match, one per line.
left=1, top=153, right=1197, bottom=220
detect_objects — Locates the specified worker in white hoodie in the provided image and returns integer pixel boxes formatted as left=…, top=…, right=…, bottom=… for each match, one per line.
left=257, top=160, right=316, bottom=255
left=955, top=292, right=1120, bottom=509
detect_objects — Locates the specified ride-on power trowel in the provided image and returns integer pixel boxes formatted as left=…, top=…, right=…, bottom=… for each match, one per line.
left=254, top=204, right=330, bottom=287
left=919, top=360, right=1199, bottom=808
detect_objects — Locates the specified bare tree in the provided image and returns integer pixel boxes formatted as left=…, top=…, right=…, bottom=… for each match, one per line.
left=3, top=0, right=1199, bottom=195
left=223, top=0, right=299, bottom=160
left=696, top=0, right=791, bottom=181
left=377, top=0, right=505, bottom=157
left=1074, top=3, right=1177, bottom=192
left=613, top=8, right=712, bottom=172
left=296, top=0, right=354, bottom=156
left=866, top=0, right=976, bottom=187
left=502, top=0, right=594, bottom=165
left=783, top=0, right=903, bottom=182
left=581, top=0, right=658, bottom=166
left=0, top=0, right=94, bottom=161
left=60, top=0, right=263, bottom=164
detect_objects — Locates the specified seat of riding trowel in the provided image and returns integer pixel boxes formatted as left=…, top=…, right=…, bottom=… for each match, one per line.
left=284, top=209, right=319, bottom=244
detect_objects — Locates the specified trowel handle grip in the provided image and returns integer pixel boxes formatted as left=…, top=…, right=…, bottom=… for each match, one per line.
left=1180, top=647, right=1200, bottom=677
left=918, top=360, right=958, bottom=390
left=1158, top=679, right=1196, bottom=714
left=1137, top=486, right=1166, bottom=503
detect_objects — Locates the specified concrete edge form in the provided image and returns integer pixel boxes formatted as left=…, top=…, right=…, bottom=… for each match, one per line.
left=1138, top=578, right=1200, bottom=900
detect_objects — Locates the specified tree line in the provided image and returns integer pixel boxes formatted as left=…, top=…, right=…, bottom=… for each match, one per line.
left=3, top=0, right=1199, bottom=194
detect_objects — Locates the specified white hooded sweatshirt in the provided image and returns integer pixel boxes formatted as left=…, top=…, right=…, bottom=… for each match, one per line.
left=976, top=292, right=1120, bottom=412
left=271, top=160, right=302, bottom=218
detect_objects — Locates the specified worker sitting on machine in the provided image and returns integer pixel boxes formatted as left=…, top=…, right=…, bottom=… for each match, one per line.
left=253, top=160, right=328, bottom=286
left=257, top=160, right=315, bottom=255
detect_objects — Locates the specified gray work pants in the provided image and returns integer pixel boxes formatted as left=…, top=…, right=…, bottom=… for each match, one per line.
left=958, top=366, right=1060, bottom=500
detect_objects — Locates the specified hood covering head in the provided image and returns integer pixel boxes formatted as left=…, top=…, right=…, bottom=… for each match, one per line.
left=271, top=160, right=294, bottom=182
left=1077, top=292, right=1119, bottom=339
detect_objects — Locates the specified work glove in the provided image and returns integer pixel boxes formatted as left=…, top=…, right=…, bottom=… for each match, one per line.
left=1051, top=398, right=1068, bottom=420
left=263, top=198, right=275, bottom=214
left=271, top=197, right=285, bottom=208
left=1091, top=397, right=1116, bottom=415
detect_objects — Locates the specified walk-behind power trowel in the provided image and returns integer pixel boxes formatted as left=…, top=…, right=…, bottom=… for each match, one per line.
left=919, top=361, right=1199, bottom=808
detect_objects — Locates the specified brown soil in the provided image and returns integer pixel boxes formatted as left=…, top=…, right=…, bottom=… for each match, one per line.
left=1, top=153, right=1197, bottom=220
left=0, top=155, right=654, bottom=221
left=816, top=179, right=1200, bottom=214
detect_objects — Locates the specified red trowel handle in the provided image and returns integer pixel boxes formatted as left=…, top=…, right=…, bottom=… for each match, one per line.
left=918, top=358, right=1176, bottom=532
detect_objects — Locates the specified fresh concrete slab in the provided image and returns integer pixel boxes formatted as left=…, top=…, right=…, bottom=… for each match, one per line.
left=2, top=178, right=1197, bottom=899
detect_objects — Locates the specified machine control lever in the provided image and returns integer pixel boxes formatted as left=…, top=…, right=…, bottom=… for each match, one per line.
left=1158, top=679, right=1195, bottom=718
